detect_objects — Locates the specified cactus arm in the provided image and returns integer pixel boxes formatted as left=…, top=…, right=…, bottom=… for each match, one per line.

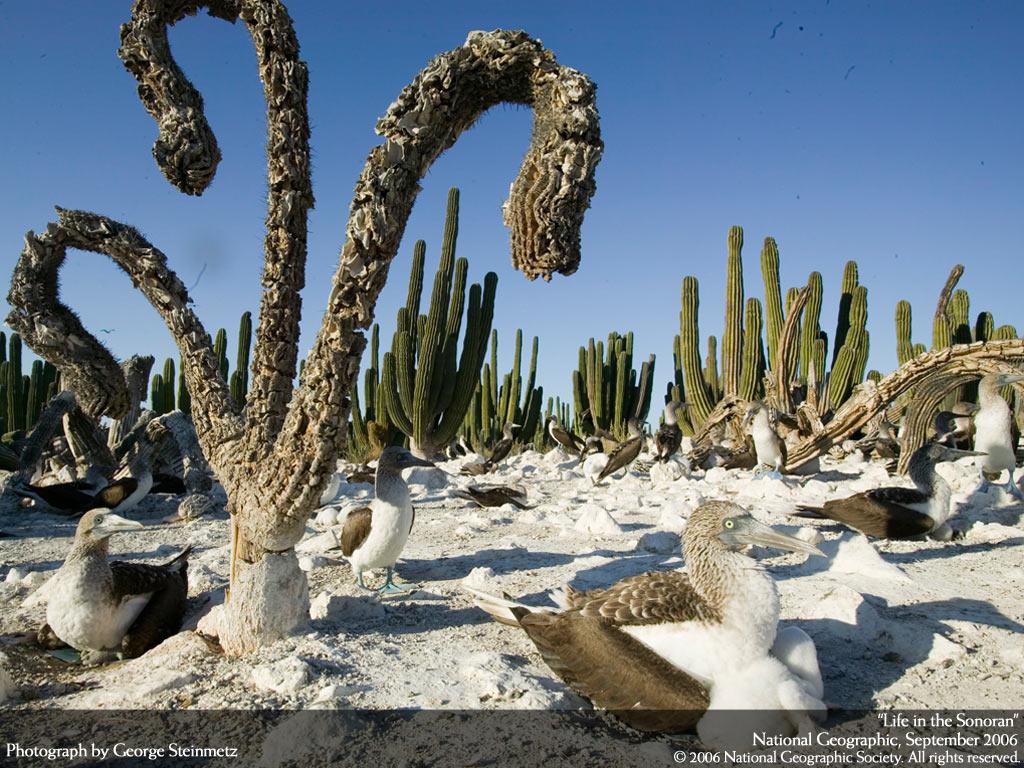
left=739, top=297, right=763, bottom=401
left=679, top=276, right=714, bottom=424
left=721, top=226, right=744, bottom=397
left=931, top=265, right=964, bottom=350
left=760, top=238, right=784, bottom=370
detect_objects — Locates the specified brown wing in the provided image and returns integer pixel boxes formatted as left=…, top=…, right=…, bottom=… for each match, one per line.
left=109, top=546, right=190, bottom=600
left=821, top=487, right=934, bottom=538
left=517, top=610, right=708, bottom=732
left=566, top=571, right=720, bottom=626
left=598, top=437, right=643, bottom=481
left=96, top=478, right=139, bottom=508
left=340, top=507, right=373, bottom=556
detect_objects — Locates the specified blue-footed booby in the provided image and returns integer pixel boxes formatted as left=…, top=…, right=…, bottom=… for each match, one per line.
left=655, top=401, right=685, bottom=463
left=452, top=484, right=530, bottom=510
left=795, top=441, right=984, bottom=540
left=41, top=509, right=190, bottom=664
left=338, top=446, right=434, bottom=594
left=595, top=418, right=644, bottom=483
left=972, top=372, right=1024, bottom=499
left=547, top=416, right=583, bottom=455
left=464, top=501, right=824, bottom=735
left=485, top=422, right=520, bottom=470
left=741, top=401, right=786, bottom=477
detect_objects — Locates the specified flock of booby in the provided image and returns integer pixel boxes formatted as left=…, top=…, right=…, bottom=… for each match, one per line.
left=6, top=366, right=1022, bottom=746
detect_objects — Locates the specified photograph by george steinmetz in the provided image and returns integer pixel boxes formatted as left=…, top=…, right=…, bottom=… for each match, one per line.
left=0, top=1, right=1022, bottom=766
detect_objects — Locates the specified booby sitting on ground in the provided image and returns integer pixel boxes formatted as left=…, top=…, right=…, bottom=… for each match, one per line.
left=39, top=509, right=190, bottom=664
left=655, top=401, right=685, bottom=463
left=547, top=416, right=583, bottom=456
left=795, top=441, right=984, bottom=540
left=485, top=422, right=519, bottom=471
left=338, top=446, right=435, bottom=594
left=972, top=372, right=1024, bottom=499
left=595, top=418, right=644, bottom=484
left=934, top=408, right=976, bottom=450
left=741, top=401, right=786, bottom=478
left=464, top=501, right=824, bottom=736
left=452, top=484, right=530, bottom=510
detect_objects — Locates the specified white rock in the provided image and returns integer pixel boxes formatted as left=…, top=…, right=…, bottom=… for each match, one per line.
left=310, top=592, right=385, bottom=622
left=796, top=584, right=882, bottom=640
left=4, top=568, right=26, bottom=584
left=296, top=530, right=339, bottom=554
left=314, top=507, right=340, bottom=528
left=196, top=603, right=224, bottom=638
left=650, top=459, right=687, bottom=484
left=795, top=527, right=824, bottom=548
left=704, top=466, right=729, bottom=484
left=0, top=652, right=16, bottom=702
left=966, top=522, right=1023, bottom=544
left=251, top=658, right=312, bottom=695
left=826, top=533, right=911, bottom=583
left=298, top=555, right=334, bottom=572
left=133, top=670, right=197, bottom=697
left=636, top=531, right=680, bottom=554
left=316, top=683, right=360, bottom=702
left=657, top=509, right=688, bottom=532
left=318, top=473, right=343, bottom=506
left=20, top=571, right=46, bottom=590
left=581, top=453, right=609, bottom=482
left=402, top=466, right=448, bottom=490
left=559, top=470, right=578, bottom=482
left=574, top=504, right=624, bottom=535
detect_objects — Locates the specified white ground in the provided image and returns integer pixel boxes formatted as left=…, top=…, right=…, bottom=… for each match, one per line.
left=1, top=444, right=1022, bottom=726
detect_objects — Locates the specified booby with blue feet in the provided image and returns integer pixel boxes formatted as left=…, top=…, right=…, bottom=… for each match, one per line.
left=338, top=446, right=435, bottom=594
left=465, top=501, right=824, bottom=736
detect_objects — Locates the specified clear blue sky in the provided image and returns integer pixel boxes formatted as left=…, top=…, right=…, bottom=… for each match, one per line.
left=2, top=2, right=1021, bottom=410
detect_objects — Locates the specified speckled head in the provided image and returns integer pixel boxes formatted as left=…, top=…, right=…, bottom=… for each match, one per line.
left=683, top=501, right=822, bottom=558
left=75, top=509, right=144, bottom=543
left=376, top=446, right=436, bottom=473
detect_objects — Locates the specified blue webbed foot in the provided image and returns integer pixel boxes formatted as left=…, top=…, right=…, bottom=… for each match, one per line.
left=754, top=467, right=783, bottom=480
left=378, top=568, right=418, bottom=595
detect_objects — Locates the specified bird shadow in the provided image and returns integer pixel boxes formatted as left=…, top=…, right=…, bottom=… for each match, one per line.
left=881, top=537, right=1024, bottom=565
left=808, top=470, right=862, bottom=483
left=399, top=547, right=594, bottom=582
left=796, top=595, right=1023, bottom=709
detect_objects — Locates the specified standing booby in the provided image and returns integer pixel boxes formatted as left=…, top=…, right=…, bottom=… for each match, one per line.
left=464, top=501, right=824, bottom=735
left=338, top=446, right=435, bottom=593
left=795, top=441, right=984, bottom=540
left=741, top=401, right=786, bottom=477
left=485, top=422, right=520, bottom=470
left=40, top=509, right=190, bottom=664
left=595, top=419, right=644, bottom=484
left=655, top=401, right=685, bottom=463
left=452, top=484, right=530, bottom=510
left=575, top=435, right=603, bottom=466
left=972, top=372, right=1024, bottom=499
left=547, top=416, right=583, bottom=455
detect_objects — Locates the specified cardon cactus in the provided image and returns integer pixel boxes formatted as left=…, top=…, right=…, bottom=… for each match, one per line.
left=230, top=310, right=253, bottom=406
left=380, top=188, right=498, bottom=458
left=572, top=331, right=655, bottom=441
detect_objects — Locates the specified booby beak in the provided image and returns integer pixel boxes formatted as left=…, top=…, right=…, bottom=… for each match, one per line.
left=995, top=373, right=1024, bottom=387
left=937, top=447, right=987, bottom=461
left=398, top=453, right=436, bottom=470
left=91, top=513, right=145, bottom=538
left=721, top=515, right=824, bottom=557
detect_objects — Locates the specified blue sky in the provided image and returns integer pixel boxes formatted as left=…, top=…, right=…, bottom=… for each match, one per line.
left=1, top=2, right=1021, bottom=409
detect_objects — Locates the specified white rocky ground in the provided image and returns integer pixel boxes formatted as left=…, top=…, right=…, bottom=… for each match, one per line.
left=0, top=444, right=1022, bottom=749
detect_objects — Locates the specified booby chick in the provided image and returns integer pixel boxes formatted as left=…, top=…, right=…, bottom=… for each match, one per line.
left=485, top=422, right=520, bottom=471
left=595, top=418, right=644, bottom=484
left=795, top=441, right=984, bottom=540
left=742, top=401, right=786, bottom=478
left=40, top=509, right=190, bottom=664
left=465, top=501, right=824, bottom=736
left=655, top=401, right=685, bottom=463
left=338, top=446, right=435, bottom=593
left=972, top=372, right=1024, bottom=499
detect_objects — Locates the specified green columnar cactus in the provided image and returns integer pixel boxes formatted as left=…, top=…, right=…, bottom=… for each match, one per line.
left=721, top=226, right=744, bottom=397
left=380, top=188, right=497, bottom=457
left=932, top=265, right=964, bottom=351
left=800, top=272, right=823, bottom=380
left=6, top=333, right=25, bottom=432
left=895, top=300, right=914, bottom=365
left=703, top=335, right=720, bottom=402
left=831, top=261, right=859, bottom=366
left=739, top=297, right=764, bottom=401
left=761, top=238, right=784, bottom=371
left=469, top=328, right=543, bottom=452
left=812, top=337, right=827, bottom=390
left=25, top=360, right=42, bottom=427
left=826, top=284, right=868, bottom=407
left=974, top=312, right=994, bottom=343
left=177, top=360, right=191, bottom=414
left=678, top=276, right=714, bottom=424
left=573, top=331, right=655, bottom=440
left=950, top=290, right=972, bottom=345
left=213, top=327, right=229, bottom=382
left=150, top=373, right=166, bottom=415
left=230, top=310, right=253, bottom=405
left=162, top=358, right=176, bottom=414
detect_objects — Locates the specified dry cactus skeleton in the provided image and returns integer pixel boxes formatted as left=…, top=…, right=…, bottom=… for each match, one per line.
left=7, top=2, right=602, bottom=654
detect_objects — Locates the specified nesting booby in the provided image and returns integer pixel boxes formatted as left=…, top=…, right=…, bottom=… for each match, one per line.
left=795, top=441, right=984, bottom=540
left=40, top=509, right=190, bottom=664
left=485, top=422, right=519, bottom=470
left=575, top=435, right=604, bottom=467
left=972, top=372, right=1024, bottom=499
left=655, top=401, right=685, bottom=463
left=741, top=401, right=787, bottom=477
left=338, top=446, right=434, bottom=593
left=465, top=501, right=824, bottom=734
left=452, top=484, right=530, bottom=510
left=460, top=461, right=490, bottom=477
left=594, top=419, right=644, bottom=484
left=934, top=408, right=976, bottom=450
left=547, top=416, right=583, bottom=455
left=856, top=416, right=901, bottom=462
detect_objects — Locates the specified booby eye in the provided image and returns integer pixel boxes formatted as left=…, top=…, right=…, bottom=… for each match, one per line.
left=724, top=519, right=735, bottom=529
